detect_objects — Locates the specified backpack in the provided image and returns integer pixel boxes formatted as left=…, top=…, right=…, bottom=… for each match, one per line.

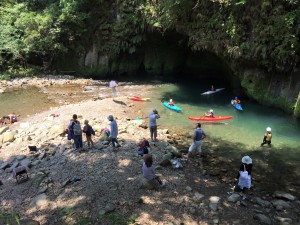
left=87, top=125, right=95, bottom=135
left=72, top=121, right=82, bottom=135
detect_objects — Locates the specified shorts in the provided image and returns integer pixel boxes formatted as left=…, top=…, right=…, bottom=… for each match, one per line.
left=188, top=140, right=202, bottom=153
left=150, top=126, right=157, bottom=137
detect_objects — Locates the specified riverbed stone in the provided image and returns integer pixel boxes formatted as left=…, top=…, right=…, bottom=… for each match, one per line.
left=253, top=214, right=271, bottom=225
left=274, top=216, right=292, bottom=224
left=139, top=176, right=159, bottom=190
left=159, top=153, right=172, bottom=166
left=49, top=125, right=65, bottom=136
left=0, top=126, right=9, bottom=135
left=271, top=199, right=291, bottom=209
left=20, top=159, right=31, bottom=168
left=16, top=155, right=26, bottom=161
left=273, top=191, right=296, bottom=201
left=166, top=145, right=182, bottom=157
left=253, top=197, right=271, bottom=208
left=0, top=162, right=9, bottom=170
left=228, top=193, right=240, bottom=203
left=2, top=131, right=16, bottom=143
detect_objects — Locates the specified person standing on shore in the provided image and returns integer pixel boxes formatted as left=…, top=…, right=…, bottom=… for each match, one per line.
left=68, top=114, right=83, bottom=150
left=149, top=109, right=160, bottom=142
left=261, top=127, right=272, bottom=147
left=83, top=120, right=95, bottom=148
left=108, top=115, right=121, bottom=151
left=185, top=123, right=206, bottom=158
left=109, top=80, right=118, bottom=99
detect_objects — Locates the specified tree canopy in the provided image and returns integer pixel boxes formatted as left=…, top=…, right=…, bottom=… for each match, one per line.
left=0, top=0, right=299, bottom=73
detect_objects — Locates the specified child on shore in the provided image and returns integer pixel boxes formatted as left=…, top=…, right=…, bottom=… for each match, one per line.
left=261, top=127, right=272, bottom=146
left=143, top=154, right=165, bottom=187
left=83, top=120, right=95, bottom=148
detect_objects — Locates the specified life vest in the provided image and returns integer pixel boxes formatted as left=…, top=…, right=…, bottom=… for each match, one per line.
left=266, top=133, right=272, bottom=141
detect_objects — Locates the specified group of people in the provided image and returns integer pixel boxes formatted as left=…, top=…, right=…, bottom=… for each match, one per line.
left=0, top=114, right=17, bottom=126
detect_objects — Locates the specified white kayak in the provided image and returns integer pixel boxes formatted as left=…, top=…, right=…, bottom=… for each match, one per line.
left=201, top=88, right=225, bottom=95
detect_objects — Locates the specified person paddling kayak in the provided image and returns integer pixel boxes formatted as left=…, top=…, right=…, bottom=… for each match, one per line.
left=205, top=109, right=214, bottom=118
left=168, top=99, right=174, bottom=106
left=233, top=97, right=240, bottom=105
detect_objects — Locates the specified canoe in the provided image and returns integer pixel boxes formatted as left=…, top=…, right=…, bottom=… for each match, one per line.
left=128, top=96, right=150, bottom=101
left=231, top=100, right=243, bottom=111
left=163, top=101, right=182, bottom=112
left=201, top=88, right=225, bottom=95
left=188, top=115, right=233, bottom=121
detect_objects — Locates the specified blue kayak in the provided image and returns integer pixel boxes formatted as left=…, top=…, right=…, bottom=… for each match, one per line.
left=231, top=100, right=243, bottom=111
left=163, top=102, right=182, bottom=112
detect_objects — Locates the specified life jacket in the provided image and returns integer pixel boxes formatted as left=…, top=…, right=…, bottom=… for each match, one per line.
left=266, top=133, right=272, bottom=141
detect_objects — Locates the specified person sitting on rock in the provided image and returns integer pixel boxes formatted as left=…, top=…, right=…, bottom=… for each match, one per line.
left=168, top=99, right=174, bottom=106
left=143, top=154, right=165, bottom=187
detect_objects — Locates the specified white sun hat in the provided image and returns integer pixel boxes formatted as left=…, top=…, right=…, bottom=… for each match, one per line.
left=170, top=99, right=173, bottom=102
left=210, top=109, right=213, bottom=112
left=266, top=127, right=272, bottom=132
left=241, top=155, right=252, bottom=164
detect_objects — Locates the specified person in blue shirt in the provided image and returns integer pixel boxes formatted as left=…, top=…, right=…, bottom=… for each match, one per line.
left=108, top=115, right=121, bottom=151
left=185, top=123, right=206, bottom=158
left=149, top=109, right=160, bottom=142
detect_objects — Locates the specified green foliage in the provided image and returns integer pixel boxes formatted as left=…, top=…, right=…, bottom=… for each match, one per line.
left=0, top=0, right=299, bottom=74
left=0, top=210, right=21, bottom=225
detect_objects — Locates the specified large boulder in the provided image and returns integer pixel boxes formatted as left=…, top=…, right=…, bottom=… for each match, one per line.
left=139, top=176, right=159, bottom=190
left=2, top=131, right=16, bottom=143
left=273, top=191, right=296, bottom=201
left=159, top=153, right=172, bottom=167
left=166, top=145, right=182, bottom=157
left=49, top=125, right=65, bottom=136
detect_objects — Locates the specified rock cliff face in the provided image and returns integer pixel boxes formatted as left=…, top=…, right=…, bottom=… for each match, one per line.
left=235, top=65, right=300, bottom=116
left=56, top=32, right=300, bottom=117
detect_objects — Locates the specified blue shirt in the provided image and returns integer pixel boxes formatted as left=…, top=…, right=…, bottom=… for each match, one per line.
left=194, top=128, right=206, bottom=141
left=149, top=113, right=160, bottom=127
left=110, top=120, right=118, bottom=138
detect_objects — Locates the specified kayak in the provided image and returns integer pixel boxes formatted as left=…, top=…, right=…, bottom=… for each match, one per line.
left=128, top=96, right=150, bottom=101
left=201, top=88, right=225, bottom=95
left=231, top=100, right=243, bottom=111
left=188, top=115, right=233, bottom=121
left=163, top=101, right=182, bottom=112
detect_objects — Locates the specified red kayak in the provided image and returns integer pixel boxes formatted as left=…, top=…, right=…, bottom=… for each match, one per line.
left=188, top=115, right=233, bottom=121
left=127, top=96, right=150, bottom=101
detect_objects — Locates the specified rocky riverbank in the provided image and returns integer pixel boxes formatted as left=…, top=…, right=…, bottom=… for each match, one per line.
left=0, top=78, right=299, bottom=225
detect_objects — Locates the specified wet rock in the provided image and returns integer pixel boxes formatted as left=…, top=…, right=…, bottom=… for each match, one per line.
left=253, top=214, right=272, bottom=225
left=104, top=203, right=116, bottom=213
left=228, top=193, right=240, bottom=203
left=253, top=197, right=271, bottom=208
left=31, top=160, right=41, bottom=166
left=19, top=219, right=40, bottom=225
left=37, top=186, right=48, bottom=194
left=271, top=199, right=291, bottom=209
left=273, top=191, right=296, bottom=201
